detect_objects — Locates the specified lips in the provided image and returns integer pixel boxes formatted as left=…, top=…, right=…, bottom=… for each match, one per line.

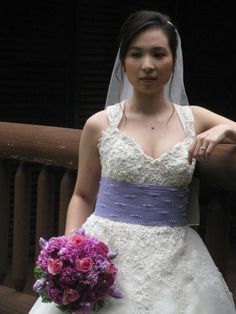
left=140, top=76, right=156, bottom=83
left=140, top=76, right=156, bottom=80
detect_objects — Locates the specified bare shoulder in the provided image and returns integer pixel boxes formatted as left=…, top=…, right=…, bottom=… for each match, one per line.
left=81, top=109, right=109, bottom=143
left=190, top=105, right=235, bottom=133
left=190, top=105, right=211, bottom=116
left=84, top=109, right=108, bottom=131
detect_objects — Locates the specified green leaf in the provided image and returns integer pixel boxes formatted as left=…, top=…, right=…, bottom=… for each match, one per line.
left=33, top=266, right=43, bottom=279
left=93, top=300, right=104, bottom=312
left=40, top=293, right=51, bottom=303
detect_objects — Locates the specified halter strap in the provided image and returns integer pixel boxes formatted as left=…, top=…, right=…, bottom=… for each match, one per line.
left=106, top=102, right=195, bottom=139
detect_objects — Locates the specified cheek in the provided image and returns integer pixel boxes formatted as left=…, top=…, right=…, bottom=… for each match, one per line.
left=161, top=61, right=174, bottom=78
left=124, top=59, right=138, bottom=74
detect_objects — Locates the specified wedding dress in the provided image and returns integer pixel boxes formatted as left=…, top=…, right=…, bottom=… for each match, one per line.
left=29, top=102, right=236, bottom=314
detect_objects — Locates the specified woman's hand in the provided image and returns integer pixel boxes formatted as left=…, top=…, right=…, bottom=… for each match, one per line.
left=188, top=124, right=231, bottom=165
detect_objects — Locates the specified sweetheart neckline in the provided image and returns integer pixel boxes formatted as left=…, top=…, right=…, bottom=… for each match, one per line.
left=115, top=128, right=189, bottom=162
left=99, top=127, right=190, bottom=163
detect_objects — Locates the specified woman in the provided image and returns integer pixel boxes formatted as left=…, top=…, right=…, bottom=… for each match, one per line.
left=30, top=10, right=236, bottom=314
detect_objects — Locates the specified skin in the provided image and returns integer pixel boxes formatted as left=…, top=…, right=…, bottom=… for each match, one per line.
left=65, top=27, right=236, bottom=236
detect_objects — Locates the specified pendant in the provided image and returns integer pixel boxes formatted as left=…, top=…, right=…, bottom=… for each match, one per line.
left=150, top=122, right=155, bottom=130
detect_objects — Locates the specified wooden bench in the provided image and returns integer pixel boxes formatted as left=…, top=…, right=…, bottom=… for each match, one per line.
left=0, top=285, right=36, bottom=314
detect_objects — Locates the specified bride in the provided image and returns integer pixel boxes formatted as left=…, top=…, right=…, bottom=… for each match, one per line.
left=29, top=10, right=236, bottom=314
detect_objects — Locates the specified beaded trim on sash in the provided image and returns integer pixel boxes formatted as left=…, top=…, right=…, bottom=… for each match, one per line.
left=94, top=177, right=189, bottom=227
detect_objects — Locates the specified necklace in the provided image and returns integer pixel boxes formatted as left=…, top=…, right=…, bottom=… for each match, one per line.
left=149, top=104, right=175, bottom=130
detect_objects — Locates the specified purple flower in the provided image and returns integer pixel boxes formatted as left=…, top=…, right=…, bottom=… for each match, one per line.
left=60, top=266, right=79, bottom=285
left=72, top=227, right=85, bottom=235
left=33, top=278, right=46, bottom=294
left=79, top=270, right=98, bottom=287
left=58, top=244, right=78, bottom=263
left=93, top=255, right=110, bottom=271
left=108, top=251, right=118, bottom=259
left=46, top=236, right=68, bottom=255
left=39, top=238, right=48, bottom=249
left=108, top=286, right=123, bottom=298
left=47, top=285, right=63, bottom=304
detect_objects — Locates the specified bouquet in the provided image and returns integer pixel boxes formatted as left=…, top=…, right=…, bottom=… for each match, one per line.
left=33, top=228, right=122, bottom=313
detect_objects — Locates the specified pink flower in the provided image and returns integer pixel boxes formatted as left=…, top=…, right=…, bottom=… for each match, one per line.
left=70, top=234, right=86, bottom=246
left=76, top=257, right=93, bottom=273
left=62, top=288, right=80, bottom=305
left=96, top=241, right=109, bottom=256
left=47, top=258, right=63, bottom=275
left=106, top=263, right=117, bottom=275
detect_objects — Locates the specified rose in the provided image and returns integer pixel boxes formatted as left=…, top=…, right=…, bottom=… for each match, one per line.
left=62, top=288, right=80, bottom=305
left=70, top=234, right=86, bottom=246
left=76, top=257, right=93, bottom=273
left=47, top=258, right=63, bottom=275
left=106, top=262, right=117, bottom=275
left=96, top=241, right=109, bottom=256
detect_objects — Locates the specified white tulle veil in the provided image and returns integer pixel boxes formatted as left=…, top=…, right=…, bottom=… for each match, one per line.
left=105, top=28, right=189, bottom=107
left=104, top=23, right=200, bottom=226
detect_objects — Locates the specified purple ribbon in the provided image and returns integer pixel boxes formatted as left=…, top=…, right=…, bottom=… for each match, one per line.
left=94, top=177, right=188, bottom=227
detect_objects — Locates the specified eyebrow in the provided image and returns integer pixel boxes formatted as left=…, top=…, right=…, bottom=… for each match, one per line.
left=128, top=46, right=167, bottom=51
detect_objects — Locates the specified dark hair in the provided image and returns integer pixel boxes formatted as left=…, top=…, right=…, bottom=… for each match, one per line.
left=119, top=10, right=178, bottom=66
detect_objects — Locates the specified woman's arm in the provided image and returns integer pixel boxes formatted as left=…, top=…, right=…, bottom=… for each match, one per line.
left=64, top=112, right=106, bottom=236
left=188, top=105, right=236, bottom=164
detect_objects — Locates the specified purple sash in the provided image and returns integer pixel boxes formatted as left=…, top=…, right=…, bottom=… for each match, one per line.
left=94, top=177, right=188, bottom=226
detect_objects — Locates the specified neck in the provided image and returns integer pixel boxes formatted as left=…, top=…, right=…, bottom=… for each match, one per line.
left=127, top=91, right=170, bottom=115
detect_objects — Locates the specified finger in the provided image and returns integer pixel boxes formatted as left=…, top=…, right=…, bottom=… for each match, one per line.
left=192, top=139, right=203, bottom=162
left=188, top=139, right=197, bottom=165
left=205, top=141, right=216, bottom=159
left=198, top=145, right=208, bottom=161
left=197, top=138, right=210, bottom=161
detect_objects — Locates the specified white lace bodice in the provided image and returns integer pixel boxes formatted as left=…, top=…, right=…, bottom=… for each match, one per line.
left=98, top=101, right=196, bottom=186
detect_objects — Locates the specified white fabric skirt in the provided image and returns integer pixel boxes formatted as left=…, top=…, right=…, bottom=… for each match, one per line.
left=29, top=215, right=236, bottom=314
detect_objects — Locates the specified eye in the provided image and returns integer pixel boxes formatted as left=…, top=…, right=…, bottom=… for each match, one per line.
left=130, top=52, right=142, bottom=58
left=153, top=52, right=165, bottom=59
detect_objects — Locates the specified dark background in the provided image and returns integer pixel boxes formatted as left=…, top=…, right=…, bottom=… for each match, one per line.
left=0, top=0, right=235, bottom=129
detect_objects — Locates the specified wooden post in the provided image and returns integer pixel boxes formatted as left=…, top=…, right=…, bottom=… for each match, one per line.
left=58, top=169, right=76, bottom=235
left=0, top=160, right=10, bottom=283
left=12, top=163, right=31, bottom=291
left=35, top=166, right=55, bottom=258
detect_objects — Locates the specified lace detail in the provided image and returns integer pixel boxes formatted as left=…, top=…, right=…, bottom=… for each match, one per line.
left=98, top=102, right=195, bottom=186
left=28, top=102, right=236, bottom=313
left=83, top=216, right=235, bottom=314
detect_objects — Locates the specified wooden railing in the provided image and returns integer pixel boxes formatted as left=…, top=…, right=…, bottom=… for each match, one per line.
left=0, top=121, right=235, bottom=313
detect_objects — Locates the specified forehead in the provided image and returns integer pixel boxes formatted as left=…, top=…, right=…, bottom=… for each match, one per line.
left=129, top=28, right=169, bottom=49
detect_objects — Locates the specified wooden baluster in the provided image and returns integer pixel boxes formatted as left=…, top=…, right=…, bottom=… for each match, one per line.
left=205, top=190, right=230, bottom=280
left=35, top=166, right=55, bottom=258
left=0, top=160, right=10, bottom=284
left=12, top=162, right=30, bottom=291
left=58, top=169, right=76, bottom=235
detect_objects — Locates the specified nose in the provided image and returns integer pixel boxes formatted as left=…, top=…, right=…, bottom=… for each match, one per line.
left=141, top=56, right=155, bottom=72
